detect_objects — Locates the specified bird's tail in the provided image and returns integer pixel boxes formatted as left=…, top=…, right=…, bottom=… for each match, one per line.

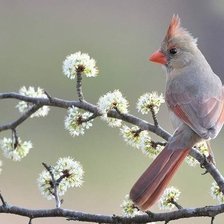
left=129, top=146, right=190, bottom=210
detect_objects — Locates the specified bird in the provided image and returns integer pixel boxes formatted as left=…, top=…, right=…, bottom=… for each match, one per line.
left=129, top=15, right=224, bottom=211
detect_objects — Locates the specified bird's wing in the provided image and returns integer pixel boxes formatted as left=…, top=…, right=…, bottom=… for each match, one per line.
left=166, top=88, right=224, bottom=139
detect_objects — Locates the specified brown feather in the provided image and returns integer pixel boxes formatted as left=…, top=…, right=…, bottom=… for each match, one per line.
left=140, top=148, right=189, bottom=210
left=129, top=146, right=190, bottom=210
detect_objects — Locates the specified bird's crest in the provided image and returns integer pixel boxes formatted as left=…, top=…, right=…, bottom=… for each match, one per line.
left=164, top=15, right=197, bottom=46
left=166, top=15, right=181, bottom=40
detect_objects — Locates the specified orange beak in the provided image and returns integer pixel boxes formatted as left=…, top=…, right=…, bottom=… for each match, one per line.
left=149, top=50, right=167, bottom=65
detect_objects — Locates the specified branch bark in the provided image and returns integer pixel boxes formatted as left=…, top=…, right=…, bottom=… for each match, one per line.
left=0, top=203, right=224, bottom=223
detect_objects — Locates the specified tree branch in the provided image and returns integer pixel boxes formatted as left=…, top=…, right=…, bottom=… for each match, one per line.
left=0, top=203, right=224, bottom=223
left=0, top=104, right=41, bottom=132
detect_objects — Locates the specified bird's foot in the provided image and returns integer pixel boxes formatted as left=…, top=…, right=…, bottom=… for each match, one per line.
left=206, top=153, right=216, bottom=166
left=200, top=154, right=216, bottom=175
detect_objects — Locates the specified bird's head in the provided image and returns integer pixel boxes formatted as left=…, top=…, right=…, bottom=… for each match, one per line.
left=150, top=15, right=198, bottom=70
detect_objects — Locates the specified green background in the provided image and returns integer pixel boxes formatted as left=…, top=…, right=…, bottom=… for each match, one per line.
left=1, top=1, right=224, bottom=223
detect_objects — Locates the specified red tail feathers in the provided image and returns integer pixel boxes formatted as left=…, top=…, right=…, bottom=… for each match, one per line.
left=129, top=147, right=190, bottom=210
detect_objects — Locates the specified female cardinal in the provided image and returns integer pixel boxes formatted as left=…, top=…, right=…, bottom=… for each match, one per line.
left=130, top=15, right=224, bottom=210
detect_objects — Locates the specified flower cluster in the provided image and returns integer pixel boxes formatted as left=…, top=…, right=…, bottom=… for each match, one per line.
left=63, top=52, right=98, bottom=79
left=120, top=125, right=149, bottom=149
left=142, top=142, right=164, bottom=159
left=120, top=125, right=164, bottom=158
left=64, top=107, right=93, bottom=137
left=120, top=195, right=155, bottom=223
left=38, top=170, right=56, bottom=200
left=210, top=181, right=224, bottom=204
left=55, top=157, right=84, bottom=188
left=159, top=186, right=181, bottom=210
left=38, top=157, right=84, bottom=200
left=0, top=137, right=32, bottom=161
left=185, top=141, right=209, bottom=167
left=97, top=90, right=129, bottom=127
left=16, top=86, right=50, bottom=118
left=137, top=92, right=165, bottom=115
left=120, top=194, right=142, bottom=217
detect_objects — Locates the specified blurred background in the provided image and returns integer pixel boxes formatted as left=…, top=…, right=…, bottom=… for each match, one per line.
left=0, top=0, right=224, bottom=223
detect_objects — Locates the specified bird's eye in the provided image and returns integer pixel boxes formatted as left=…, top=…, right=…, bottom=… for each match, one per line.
left=169, top=48, right=178, bottom=55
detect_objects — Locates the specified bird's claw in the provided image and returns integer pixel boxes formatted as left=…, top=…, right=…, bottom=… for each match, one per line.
left=200, top=153, right=216, bottom=175
left=206, top=154, right=216, bottom=166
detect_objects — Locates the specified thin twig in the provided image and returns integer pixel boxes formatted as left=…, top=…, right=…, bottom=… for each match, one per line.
left=149, top=105, right=158, bottom=127
left=12, top=128, right=19, bottom=149
left=131, top=128, right=142, bottom=137
left=150, top=141, right=166, bottom=148
left=145, top=210, right=154, bottom=218
left=0, top=104, right=41, bottom=132
left=44, top=90, right=53, bottom=103
left=76, top=73, right=84, bottom=102
left=114, top=107, right=123, bottom=116
left=0, top=193, right=7, bottom=207
left=56, top=173, right=69, bottom=185
left=28, top=218, right=32, bottom=224
left=170, top=199, right=183, bottom=210
left=81, top=113, right=98, bottom=123
left=42, top=163, right=61, bottom=208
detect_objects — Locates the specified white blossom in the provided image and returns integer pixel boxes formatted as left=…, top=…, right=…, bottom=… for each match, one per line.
left=120, top=125, right=164, bottom=158
left=120, top=125, right=149, bottom=149
left=137, top=92, right=165, bottom=114
left=120, top=194, right=155, bottom=223
left=120, top=194, right=142, bottom=217
left=37, top=169, right=69, bottom=200
left=16, top=86, right=50, bottom=118
left=37, top=157, right=84, bottom=200
left=141, top=139, right=164, bottom=159
left=98, top=90, right=129, bottom=114
left=185, top=141, right=209, bottom=167
left=0, top=137, right=32, bottom=161
left=210, top=182, right=224, bottom=204
left=38, top=169, right=57, bottom=200
left=64, top=107, right=93, bottom=137
left=103, top=117, right=123, bottom=128
left=55, top=157, right=84, bottom=188
left=97, top=90, right=129, bottom=127
left=159, top=186, right=181, bottom=210
left=63, top=52, right=98, bottom=79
